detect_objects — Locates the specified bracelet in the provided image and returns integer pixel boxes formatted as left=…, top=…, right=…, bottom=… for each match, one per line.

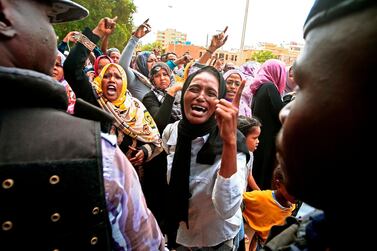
left=206, top=49, right=214, bottom=54
left=77, top=33, right=96, bottom=52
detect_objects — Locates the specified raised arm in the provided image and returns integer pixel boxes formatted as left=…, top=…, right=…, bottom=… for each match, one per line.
left=119, top=19, right=151, bottom=71
left=198, top=27, right=228, bottom=65
left=64, top=17, right=117, bottom=106
left=212, top=80, right=247, bottom=218
left=216, top=78, right=245, bottom=178
left=100, top=16, right=117, bottom=54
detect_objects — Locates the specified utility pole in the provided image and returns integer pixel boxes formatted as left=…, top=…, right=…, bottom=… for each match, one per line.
left=240, top=0, right=250, bottom=52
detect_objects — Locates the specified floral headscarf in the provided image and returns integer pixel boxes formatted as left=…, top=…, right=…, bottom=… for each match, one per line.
left=238, top=61, right=261, bottom=117
left=149, top=62, right=182, bottom=121
left=239, top=61, right=261, bottom=79
left=93, top=63, right=162, bottom=154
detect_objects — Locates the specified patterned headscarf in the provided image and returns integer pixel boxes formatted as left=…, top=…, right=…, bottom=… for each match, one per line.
left=93, top=63, right=161, bottom=152
left=149, top=62, right=173, bottom=101
left=238, top=61, right=261, bottom=117
left=239, top=61, right=261, bottom=79
left=149, top=62, right=182, bottom=122
left=251, top=59, right=286, bottom=95
left=94, top=55, right=113, bottom=77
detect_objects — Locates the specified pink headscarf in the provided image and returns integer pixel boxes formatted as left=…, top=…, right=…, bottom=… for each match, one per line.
left=250, top=59, right=286, bottom=95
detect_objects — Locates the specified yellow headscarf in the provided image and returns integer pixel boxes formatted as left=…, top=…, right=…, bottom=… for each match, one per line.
left=91, top=63, right=162, bottom=159
left=93, top=63, right=128, bottom=109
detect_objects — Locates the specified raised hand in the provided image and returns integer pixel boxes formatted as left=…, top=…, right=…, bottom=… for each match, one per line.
left=209, top=26, right=228, bottom=51
left=93, top=16, right=118, bottom=38
left=132, top=18, right=151, bottom=39
left=166, top=82, right=183, bottom=97
left=215, top=79, right=245, bottom=144
left=63, top=31, right=80, bottom=43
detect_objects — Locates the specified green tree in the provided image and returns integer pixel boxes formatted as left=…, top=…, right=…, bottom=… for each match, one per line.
left=140, top=41, right=164, bottom=53
left=251, top=50, right=278, bottom=63
left=53, top=0, right=136, bottom=51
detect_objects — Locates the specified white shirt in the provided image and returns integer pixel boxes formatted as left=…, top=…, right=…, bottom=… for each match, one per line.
left=162, top=121, right=247, bottom=247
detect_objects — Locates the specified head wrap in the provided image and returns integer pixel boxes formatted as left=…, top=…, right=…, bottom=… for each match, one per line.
left=237, top=61, right=261, bottom=117
left=92, top=63, right=161, bottom=157
left=223, top=69, right=246, bottom=82
left=149, top=62, right=182, bottom=122
left=250, top=59, right=286, bottom=95
left=57, top=50, right=66, bottom=67
left=136, top=51, right=152, bottom=78
left=149, top=62, right=172, bottom=81
left=94, top=55, right=113, bottom=77
left=106, top=47, right=120, bottom=56
left=239, top=61, right=261, bottom=79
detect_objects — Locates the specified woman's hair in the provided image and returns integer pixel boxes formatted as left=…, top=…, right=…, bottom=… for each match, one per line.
left=237, top=115, right=262, bottom=137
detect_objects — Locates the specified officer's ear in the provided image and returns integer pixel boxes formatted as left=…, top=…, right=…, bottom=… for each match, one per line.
left=0, top=0, right=17, bottom=38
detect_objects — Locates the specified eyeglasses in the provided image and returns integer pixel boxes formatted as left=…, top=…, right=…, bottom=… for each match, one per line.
left=226, top=80, right=241, bottom=87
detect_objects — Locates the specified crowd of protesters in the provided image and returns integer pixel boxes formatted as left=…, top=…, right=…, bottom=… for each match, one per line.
left=1, top=0, right=375, bottom=250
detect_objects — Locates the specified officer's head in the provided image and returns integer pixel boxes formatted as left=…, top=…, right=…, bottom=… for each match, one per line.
left=0, top=0, right=88, bottom=75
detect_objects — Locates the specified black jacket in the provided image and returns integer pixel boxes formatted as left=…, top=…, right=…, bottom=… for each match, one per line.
left=0, top=67, right=112, bottom=250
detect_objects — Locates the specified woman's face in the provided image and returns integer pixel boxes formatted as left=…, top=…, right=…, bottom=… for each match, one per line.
left=225, top=73, right=242, bottom=100
left=183, top=71, right=219, bottom=124
left=147, top=54, right=158, bottom=71
left=97, top=58, right=111, bottom=75
left=101, top=66, right=123, bottom=102
left=52, top=56, right=64, bottom=81
left=153, top=68, right=171, bottom=90
left=109, top=51, right=120, bottom=64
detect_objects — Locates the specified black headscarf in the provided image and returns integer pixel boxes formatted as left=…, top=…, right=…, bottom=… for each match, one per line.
left=168, top=66, right=249, bottom=229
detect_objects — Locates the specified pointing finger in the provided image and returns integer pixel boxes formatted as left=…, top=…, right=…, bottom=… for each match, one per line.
left=231, top=79, right=246, bottom=108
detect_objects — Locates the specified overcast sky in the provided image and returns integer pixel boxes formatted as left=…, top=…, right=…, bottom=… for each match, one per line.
left=132, top=0, right=315, bottom=50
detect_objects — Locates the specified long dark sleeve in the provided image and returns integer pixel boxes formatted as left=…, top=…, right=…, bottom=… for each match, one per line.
left=142, top=91, right=175, bottom=134
left=63, top=27, right=101, bottom=107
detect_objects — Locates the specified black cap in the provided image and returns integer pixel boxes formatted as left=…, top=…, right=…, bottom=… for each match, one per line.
left=303, top=0, right=376, bottom=38
left=47, top=0, right=89, bottom=23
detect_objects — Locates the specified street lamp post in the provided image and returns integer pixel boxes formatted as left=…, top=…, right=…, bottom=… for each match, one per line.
left=240, top=0, right=250, bottom=52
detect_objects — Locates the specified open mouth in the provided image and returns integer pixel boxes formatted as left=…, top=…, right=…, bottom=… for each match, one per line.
left=106, top=84, right=117, bottom=95
left=191, top=104, right=208, bottom=114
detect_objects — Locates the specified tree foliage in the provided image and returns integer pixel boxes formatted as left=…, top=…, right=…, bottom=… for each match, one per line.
left=251, top=50, right=277, bottom=63
left=53, top=0, right=136, bottom=50
left=140, top=41, right=164, bottom=53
